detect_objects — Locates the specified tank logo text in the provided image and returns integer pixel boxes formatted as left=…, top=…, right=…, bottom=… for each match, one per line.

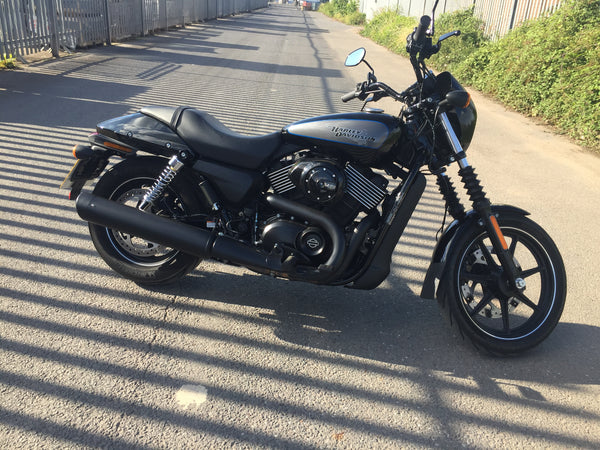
left=330, top=126, right=376, bottom=144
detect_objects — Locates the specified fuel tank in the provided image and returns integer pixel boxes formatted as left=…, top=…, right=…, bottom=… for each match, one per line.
left=282, top=112, right=402, bottom=164
left=95, top=112, right=189, bottom=156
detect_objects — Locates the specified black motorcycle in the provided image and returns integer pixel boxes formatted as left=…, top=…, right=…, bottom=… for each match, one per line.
left=62, top=4, right=566, bottom=355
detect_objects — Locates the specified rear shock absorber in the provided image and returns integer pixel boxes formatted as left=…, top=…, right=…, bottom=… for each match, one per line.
left=138, top=155, right=185, bottom=211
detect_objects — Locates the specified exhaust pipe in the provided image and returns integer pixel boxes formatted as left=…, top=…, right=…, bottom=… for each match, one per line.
left=77, top=192, right=214, bottom=258
left=75, top=192, right=346, bottom=280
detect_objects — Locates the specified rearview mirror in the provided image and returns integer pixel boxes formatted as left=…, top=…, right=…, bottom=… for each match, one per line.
left=345, top=48, right=366, bottom=67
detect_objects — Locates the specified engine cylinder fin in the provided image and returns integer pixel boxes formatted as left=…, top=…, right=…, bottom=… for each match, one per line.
left=268, top=164, right=295, bottom=193
left=345, top=164, right=386, bottom=210
left=346, top=176, right=383, bottom=203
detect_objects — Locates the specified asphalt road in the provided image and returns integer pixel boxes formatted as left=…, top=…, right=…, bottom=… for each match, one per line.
left=1, top=5, right=600, bottom=448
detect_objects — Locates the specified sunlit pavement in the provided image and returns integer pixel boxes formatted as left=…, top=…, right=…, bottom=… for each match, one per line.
left=1, top=5, right=599, bottom=448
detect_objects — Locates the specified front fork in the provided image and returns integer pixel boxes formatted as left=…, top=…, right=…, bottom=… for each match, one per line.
left=438, top=112, right=525, bottom=291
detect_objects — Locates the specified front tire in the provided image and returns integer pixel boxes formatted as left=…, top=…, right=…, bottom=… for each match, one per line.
left=441, top=212, right=566, bottom=355
left=88, top=157, right=205, bottom=285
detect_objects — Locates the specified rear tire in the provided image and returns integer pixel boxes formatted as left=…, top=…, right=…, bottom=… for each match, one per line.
left=441, top=212, right=566, bottom=355
left=88, top=157, right=205, bottom=285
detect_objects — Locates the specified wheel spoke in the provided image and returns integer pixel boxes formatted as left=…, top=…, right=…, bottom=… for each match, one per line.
left=508, top=235, right=519, bottom=255
left=521, top=266, right=542, bottom=279
left=460, top=269, right=490, bottom=284
left=514, top=291, right=539, bottom=312
left=501, top=299, right=510, bottom=332
left=469, top=290, right=494, bottom=317
left=478, top=240, right=499, bottom=268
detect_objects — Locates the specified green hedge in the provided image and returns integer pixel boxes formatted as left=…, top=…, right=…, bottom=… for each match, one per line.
left=456, top=0, right=599, bottom=149
left=360, top=10, right=416, bottom=54
left=319, top=0, right=366, bottom=25
left=358, top=0, right=600, bottom=151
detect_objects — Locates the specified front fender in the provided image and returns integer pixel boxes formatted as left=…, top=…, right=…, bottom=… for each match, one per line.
left=419, top=205, right=529, bottom=300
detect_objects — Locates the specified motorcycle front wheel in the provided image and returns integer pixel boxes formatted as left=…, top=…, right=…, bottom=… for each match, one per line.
left=88, top=157, right=205, bottom=285
left=441, top=212, right=566, bottom=355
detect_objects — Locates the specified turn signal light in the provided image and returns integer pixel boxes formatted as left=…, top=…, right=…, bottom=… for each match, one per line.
left=72, top=145, right=94, bottom=159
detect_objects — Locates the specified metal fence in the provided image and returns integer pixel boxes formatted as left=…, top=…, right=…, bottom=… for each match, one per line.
left=0, top=0, right=268, bottom=61
left=359, top=0, right=563, bottom=38
left=474, top=0, right=562, bottom=37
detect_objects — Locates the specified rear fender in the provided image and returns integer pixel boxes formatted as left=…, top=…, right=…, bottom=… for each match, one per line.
left=420, top=205, right=529, bottom=300
left=61, top=144, right=114, bottom=200
left=64, top=109, right=188, bottom=199
left=63, top=135, right=169, bottom=200
left=96, top=111, right=189, bottom=157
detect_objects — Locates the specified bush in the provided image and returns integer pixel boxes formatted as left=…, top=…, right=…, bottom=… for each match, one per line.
left=427, top=7, right=488, bottom=73
left=457, top=0, right=600, bottom=149
left=360, top=10, right=415, bottom=53
left=356, top=0, right=600, bottom=151
left=319, top=0, right=365, bottom=25
left=1, top=53, right=17, bottom=70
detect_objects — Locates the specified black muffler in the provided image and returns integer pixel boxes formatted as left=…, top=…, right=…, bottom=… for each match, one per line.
left=76, top=192, right=271, bottom=269
left=75, top=192, right=345, bottom=280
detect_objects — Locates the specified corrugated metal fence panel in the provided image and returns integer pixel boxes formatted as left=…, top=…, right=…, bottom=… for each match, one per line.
left=1, top=0, right=269, bottom=60
left=166, top=0, right=182, bottom=27
left=512, top=0, right=562, bottom=28
left=142, top=0, right=162, bottom=32
left=359, top=0, right=563, bottom=37
left=207, top=0, right=217, bottom=19
left=0, top=0, right=54, bottom=57
left=109, top=0, right=143, bottom=41
left=62, top=0, right=106, bottom=47
left=194, top=0, right=209, bottom=21
left=473, top=0, right=562, bottom=37
left=361, top=0, right=472, bottom=22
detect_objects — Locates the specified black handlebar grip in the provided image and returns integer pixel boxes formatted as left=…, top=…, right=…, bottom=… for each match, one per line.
left=341, top=91, right=357, bottom=102
left=414, top=15, right=431, bottom=43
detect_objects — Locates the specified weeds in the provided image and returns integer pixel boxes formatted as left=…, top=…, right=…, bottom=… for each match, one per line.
left=354, top=0, right=599, bottom=151
left=1, top=53, right=17, bottom=70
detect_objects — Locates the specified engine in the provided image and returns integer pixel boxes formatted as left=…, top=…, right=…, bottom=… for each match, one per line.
left=267, top=157, right=388, bottom=219
left=260, top=156, right=388, bottom=265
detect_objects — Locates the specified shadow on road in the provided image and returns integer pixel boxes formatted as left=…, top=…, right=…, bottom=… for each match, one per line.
left=0, top=5, right=597, bottom=448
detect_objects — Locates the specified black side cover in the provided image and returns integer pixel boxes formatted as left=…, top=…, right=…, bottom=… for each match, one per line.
left=350, top=173, right=427, bottom=290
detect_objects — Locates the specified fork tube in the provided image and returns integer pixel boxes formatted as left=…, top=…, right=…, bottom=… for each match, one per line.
left=440, top=112, right=521, bottom=286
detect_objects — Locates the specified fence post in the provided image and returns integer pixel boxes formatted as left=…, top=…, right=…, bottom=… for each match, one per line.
left=104, top=0, right=112, bottom=45
left=48, top=0, right=60, bottom=57
left=163, top=0, right=168, bottom=28
left=508, top=0, right=519, bottom=31
left=141, top=0, right=146, bottom=36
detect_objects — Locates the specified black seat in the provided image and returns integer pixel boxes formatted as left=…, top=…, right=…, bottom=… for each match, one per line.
left=140, top=106, right=282, bottom=170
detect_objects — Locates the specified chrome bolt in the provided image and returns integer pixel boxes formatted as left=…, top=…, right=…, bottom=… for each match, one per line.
left=515, top=278, right=526, bottom=290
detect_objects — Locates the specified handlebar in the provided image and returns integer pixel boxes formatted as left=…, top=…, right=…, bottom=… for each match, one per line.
left=340, top=81, right=409, bottom=104
left=341, top=18, right=461, bottom=105
left=413, top=15, right=431, bottom=45
left=341, top=90, right=358, bottom=103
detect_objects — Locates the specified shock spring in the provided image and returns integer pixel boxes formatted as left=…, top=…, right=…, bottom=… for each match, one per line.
left=138, top=155, right=184, bottom=211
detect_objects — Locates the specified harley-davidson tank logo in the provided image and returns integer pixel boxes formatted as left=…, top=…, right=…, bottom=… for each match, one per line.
left=330, top=126, right=376, bottom=144
left=285, top=118, right=390, bottom=149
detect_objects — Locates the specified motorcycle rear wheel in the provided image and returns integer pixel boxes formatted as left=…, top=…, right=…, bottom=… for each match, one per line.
left=441, top=213, right=566, bottom=355
left=88, top=157, right=204, bottom=285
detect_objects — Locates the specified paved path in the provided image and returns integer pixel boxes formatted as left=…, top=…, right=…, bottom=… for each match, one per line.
left=1, top=5, right=599, bottom=448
